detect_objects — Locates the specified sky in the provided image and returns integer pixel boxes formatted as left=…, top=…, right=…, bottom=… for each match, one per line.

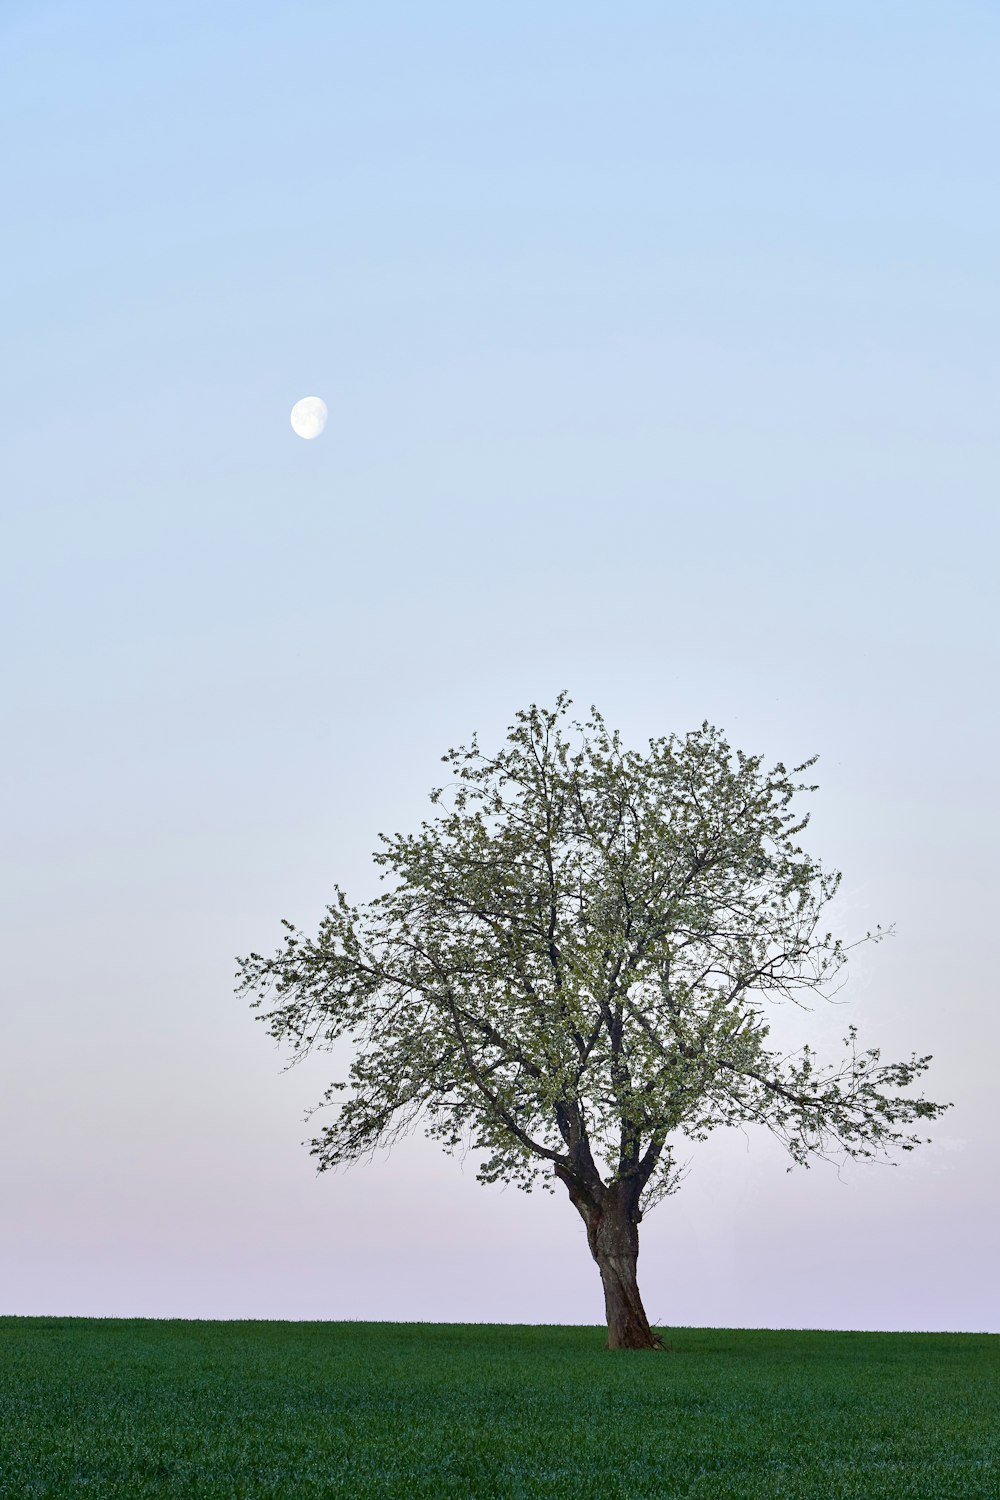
left=1, top=1, right=997, bottom=1334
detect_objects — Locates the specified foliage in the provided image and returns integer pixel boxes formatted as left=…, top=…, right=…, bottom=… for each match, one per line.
left=237, top=694, right=948, bottom=1214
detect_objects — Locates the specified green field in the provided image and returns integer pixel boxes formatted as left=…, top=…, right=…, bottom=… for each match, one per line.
left=0, top=1318, right=996, bottom=1498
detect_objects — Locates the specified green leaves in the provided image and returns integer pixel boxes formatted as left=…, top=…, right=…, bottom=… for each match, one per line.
left=236, top=693, right=950, bottom=1214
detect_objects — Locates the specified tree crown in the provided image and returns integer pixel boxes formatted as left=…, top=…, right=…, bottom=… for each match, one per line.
left=236, top=693, right=950, bottom=1216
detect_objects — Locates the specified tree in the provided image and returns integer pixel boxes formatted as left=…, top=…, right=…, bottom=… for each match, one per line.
left=236, top=694, right=950, bottom=1350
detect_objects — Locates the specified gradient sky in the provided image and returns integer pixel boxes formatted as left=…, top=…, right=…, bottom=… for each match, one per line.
left=2, top=1, right=997, bottom=1333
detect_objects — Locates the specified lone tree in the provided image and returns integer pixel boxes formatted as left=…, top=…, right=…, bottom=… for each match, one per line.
left=236, top=694, right=949, bottom=1350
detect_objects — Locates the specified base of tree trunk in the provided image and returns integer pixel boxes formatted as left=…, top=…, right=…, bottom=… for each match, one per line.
left=605, top=1331, right=667, bottom=1351
left=601, top=1261, right=667, bottom=1350
left=596, top=1222, right=667, bottom=1350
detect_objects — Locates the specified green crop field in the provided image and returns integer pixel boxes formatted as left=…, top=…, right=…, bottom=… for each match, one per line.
left=0, top=1318, right=996, bottom=1498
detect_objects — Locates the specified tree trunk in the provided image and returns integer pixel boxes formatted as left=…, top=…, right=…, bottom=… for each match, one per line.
left=557, top=1169, right=664, bottom=1350
left=593, top=1197, right=663, bottom=1350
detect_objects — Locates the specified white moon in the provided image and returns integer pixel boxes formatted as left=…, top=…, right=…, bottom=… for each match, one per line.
left=290, top=395, right=328, bottom=440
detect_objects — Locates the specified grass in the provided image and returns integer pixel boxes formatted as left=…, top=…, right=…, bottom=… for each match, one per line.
left=0, top=1319, right=996, bottom=1499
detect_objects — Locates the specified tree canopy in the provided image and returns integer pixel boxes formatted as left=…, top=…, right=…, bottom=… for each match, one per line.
left=236, top=694, right=950, bottom=1347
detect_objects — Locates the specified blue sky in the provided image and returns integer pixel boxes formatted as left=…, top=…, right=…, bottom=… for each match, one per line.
left=1, top=1, right=997, bottom=1331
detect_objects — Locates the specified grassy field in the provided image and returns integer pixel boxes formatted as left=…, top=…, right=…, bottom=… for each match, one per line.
left=0, top=1318, right=996, bottom=1499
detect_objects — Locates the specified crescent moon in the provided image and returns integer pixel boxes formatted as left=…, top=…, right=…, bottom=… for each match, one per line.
left=290, top=396, right=328, bottom=440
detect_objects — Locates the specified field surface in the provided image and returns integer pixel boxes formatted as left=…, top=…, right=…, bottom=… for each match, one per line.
left=0, top=1318, right=996, bottom=1499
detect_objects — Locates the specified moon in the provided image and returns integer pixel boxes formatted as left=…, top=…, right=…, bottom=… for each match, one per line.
left=290, top=396, right=327, bottom=440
